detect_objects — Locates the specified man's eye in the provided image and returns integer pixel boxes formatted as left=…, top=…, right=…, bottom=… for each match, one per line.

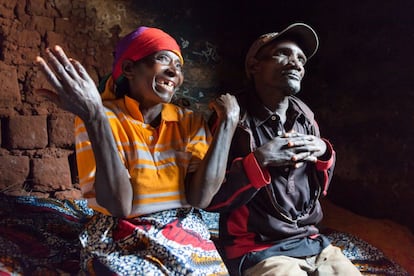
left=298, top=57, right=306, bottom=65
left=274, top=50, right=287, bottom=57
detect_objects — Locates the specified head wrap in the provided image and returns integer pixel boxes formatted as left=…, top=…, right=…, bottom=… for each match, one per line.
left=112, top=26, right=183, bottom=82
left=99, top=26, right=183, bottom=100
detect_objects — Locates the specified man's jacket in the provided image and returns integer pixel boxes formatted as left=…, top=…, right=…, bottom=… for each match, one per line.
left=207, top=91, right=336, bottom=260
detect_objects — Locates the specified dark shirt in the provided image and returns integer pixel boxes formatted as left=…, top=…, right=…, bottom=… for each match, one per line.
left=207, top=91, right=335, bottom=275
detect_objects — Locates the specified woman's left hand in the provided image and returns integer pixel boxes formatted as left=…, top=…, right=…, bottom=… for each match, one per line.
left=209, top=93, right=240, bottom=126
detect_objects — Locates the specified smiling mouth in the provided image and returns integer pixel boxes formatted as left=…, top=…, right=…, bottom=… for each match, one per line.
left=283, top=72, right=300, bottom=81
left=155, top=79, right=175, bottom=92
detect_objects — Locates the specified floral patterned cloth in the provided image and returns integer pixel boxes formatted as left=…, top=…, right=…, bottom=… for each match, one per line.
left=0, top=194, right=409, bottom=275
left=79, top=210, right=228, bottom=275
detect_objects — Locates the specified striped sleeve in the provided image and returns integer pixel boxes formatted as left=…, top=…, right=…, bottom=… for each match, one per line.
left=184, top=110, right=212, bottom=173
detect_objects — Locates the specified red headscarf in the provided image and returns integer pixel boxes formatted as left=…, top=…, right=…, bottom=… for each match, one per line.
left=111, top=26, right=183, bottom=82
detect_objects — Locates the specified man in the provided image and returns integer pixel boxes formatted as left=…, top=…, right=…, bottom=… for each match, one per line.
left=207, top=23, right=361, bottom=275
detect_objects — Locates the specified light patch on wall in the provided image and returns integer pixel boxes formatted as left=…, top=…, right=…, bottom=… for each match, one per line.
left=85, top=0, right=154, bottom=37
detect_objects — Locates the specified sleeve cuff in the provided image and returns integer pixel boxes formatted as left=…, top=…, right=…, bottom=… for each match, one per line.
left=242, top=152, right=271, bottom=189
left=316, top=139, right=335, bottom=171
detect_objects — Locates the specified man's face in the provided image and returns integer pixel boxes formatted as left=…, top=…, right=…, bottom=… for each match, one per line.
left=251, top=39, right=306, bottom=97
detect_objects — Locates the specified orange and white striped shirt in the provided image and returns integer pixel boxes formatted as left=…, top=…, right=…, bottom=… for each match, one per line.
left=75, top=96, right=211, bottom=217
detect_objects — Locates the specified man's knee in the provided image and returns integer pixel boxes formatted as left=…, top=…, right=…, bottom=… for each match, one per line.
left=316, top=245, right=362, bottom=275
left=243, top=255, right=308, bottom=276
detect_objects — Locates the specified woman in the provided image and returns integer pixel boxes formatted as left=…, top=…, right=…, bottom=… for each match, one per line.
left=35, top=26, right=239, bottom=275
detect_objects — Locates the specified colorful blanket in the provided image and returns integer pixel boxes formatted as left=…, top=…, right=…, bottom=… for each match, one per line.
left=0, top=194, right=409, bottom=275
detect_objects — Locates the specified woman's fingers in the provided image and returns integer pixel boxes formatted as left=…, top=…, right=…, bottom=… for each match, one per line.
left=44, top=47, right=71, bottom=83
left=35, top=56, right=64, bottom=93
left=70, top=58, right=92, bottom=82
left=51, top=45, right=80, bottom=79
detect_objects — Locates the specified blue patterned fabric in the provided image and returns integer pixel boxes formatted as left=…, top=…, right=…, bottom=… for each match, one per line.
left=0, top=195, right=409, bottom=275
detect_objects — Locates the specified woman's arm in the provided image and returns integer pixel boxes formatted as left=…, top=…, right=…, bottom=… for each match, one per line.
left=36, top=45, right=132, bottom=217
left=185, top=93, right=240, bottom=208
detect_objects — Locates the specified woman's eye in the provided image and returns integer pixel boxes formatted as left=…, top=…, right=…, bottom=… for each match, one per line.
left=156, top=55, right=170, bottom=64
left=174, top=63, right=182, bottom=70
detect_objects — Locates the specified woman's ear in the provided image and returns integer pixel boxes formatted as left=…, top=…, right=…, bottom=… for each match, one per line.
left=121, top=59, right=135, bottom=79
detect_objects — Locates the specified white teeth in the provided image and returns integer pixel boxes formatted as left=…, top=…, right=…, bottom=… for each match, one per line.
left=159, top=80, right=174, bottom=87
left=158, top=83, right=174, bottom=91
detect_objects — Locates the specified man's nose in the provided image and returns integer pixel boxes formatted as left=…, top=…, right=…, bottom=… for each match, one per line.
left=288, top=56, right=303, bottom=69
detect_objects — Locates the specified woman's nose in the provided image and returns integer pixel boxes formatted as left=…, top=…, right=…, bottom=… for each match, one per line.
left=165, top=63, right=182, bottom=77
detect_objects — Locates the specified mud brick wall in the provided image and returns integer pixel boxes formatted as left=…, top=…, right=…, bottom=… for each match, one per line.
left=0, top=0, right=234, bottom=199
left=0, top=0, right=413, bottom=231
left=0, top=0, right=143, bottom=199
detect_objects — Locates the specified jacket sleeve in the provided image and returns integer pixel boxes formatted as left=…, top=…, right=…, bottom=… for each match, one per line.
left=315, top=138, right=336, bottom=196
left=309, top=116, right=336, bottom=196
left=206, top=151, right=271, bottom=212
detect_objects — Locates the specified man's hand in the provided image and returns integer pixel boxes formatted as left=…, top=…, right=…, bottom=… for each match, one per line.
left=254, top=131, right=327, bottom=168
left=35, top=45, right=103, bottom=123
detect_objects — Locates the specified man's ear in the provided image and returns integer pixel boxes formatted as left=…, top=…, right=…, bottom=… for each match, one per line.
left=246, top=57, right=260, bottom=76
left=121, top=59, right=135, bottom=79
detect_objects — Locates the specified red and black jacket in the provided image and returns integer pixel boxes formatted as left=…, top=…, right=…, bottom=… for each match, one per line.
left=207, top=91, right=336, bottom=261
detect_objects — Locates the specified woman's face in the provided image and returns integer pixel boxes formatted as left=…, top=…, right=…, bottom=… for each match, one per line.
left=124, top=50, right=184, bottom=108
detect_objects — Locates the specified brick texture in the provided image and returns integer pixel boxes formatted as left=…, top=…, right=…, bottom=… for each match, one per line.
left=0, top=62, right=21, bottom=108
left=0, top=155, right=30, bottom=193
left=7, top=115, right=48, bottom=149
left=31, top=157, right=72, bottom=192
left=49, top=113, right=75, bottom=147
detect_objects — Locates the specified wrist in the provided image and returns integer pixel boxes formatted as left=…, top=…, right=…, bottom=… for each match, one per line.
left=82, top=105, right=106, bottom=125
left=214, top=117, right=239, bottom=135
left=253, top=150, right=265, bottom=167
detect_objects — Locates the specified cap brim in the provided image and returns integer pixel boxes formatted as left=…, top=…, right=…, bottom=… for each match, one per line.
left=272, top=23, right=319, bottom=60
left=245, top=23, right=319, bottom=79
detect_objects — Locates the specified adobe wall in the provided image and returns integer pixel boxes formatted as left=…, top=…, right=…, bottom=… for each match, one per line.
left=0, top=0, right=238, bottom=199
left=0, top=0, right=413, bottom=231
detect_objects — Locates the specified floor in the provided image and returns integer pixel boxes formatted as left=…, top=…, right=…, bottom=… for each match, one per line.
left=320, top=199, right=414, bottom=275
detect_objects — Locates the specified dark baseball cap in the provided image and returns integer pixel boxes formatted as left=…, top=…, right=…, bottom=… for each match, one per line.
left=245, top=23, right=319, bottom=78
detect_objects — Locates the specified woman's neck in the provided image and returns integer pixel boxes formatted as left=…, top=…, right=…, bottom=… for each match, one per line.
left=140, top=103, right=163, bottom=126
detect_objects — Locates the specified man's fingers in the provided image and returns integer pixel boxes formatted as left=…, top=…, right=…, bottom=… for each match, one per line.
left=294, top=162, right=304, bottom=168
left=287, top=135, right=315, bottom=147
left=300, top=155, right=317, bottom=163
left=291, top=151, right=312, bottom=162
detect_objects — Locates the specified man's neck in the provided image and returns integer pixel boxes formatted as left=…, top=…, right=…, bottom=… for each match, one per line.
left=261, top=93, right=289, bottom=115
left=254, top=83, right=290, bottom=112
left=271, top=97, right=289, bottom=124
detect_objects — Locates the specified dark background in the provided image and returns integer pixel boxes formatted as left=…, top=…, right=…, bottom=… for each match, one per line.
left=134, top=0, right=414, bottom=231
